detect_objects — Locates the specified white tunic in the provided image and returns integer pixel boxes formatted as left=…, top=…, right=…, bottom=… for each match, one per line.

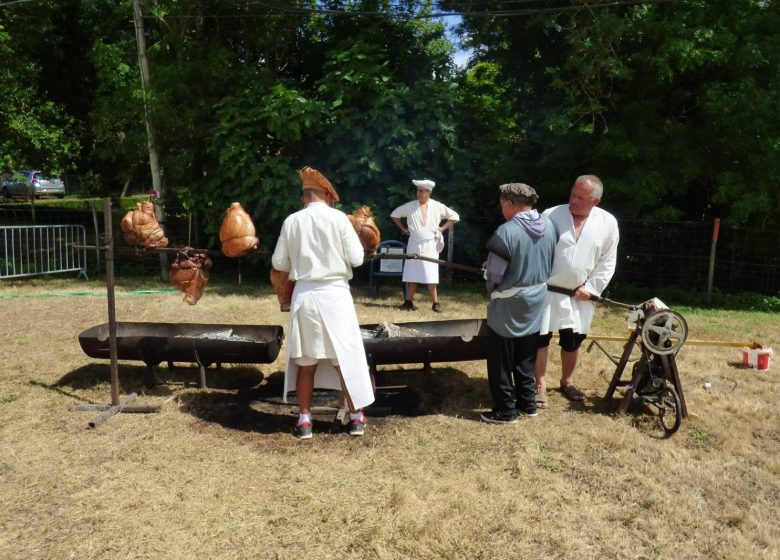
left=271, top=202, right=374, bottom=409
left=540, top=205, right=619, bottom=335
left=390, top=199, right=460, bottom=284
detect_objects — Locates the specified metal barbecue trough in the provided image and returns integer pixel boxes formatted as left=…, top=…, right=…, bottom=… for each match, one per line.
left=79, top=322, right=284, bottom=389
left=360, top=319, right=488, bottom=376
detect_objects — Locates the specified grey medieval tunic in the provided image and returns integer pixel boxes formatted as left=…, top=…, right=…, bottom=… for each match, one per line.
left=486, top=214, right=558, bottom=337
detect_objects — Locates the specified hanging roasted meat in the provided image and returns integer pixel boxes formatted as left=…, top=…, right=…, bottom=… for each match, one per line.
left=270, top=268, right=295, bottom=312
left=120, top=201, right=169, bottom=248
left=170, top=251, right=213, bottom=305
left=347, top=205, right=381, bottom=255
left=219, top=202, right=259, bottom=257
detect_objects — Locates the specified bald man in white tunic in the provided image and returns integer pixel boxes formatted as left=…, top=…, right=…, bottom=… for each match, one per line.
left=272, top=167, right=374, bottom=439
left=390, top=179, right=459, bottom=312
left=535, top=175, right=619, bottom=407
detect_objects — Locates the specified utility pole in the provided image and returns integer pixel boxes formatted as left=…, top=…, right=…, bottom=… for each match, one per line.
left=132, top=0, right=169, bottom=280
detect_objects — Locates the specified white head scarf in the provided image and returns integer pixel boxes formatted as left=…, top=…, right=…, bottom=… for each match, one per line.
left=412, top=179, right=435, bottom=191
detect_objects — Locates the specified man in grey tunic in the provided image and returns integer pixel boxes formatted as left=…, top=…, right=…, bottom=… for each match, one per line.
left=481, top=183, right=558, bottom=423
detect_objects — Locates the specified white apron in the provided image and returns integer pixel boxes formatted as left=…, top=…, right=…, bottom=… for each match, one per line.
left=282, top=279, right=374, bottom=410
left=402, top=230, right=443, bottom=284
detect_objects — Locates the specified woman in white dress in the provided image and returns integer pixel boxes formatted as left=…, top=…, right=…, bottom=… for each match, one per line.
left=390, top=179, right=460, bottom=312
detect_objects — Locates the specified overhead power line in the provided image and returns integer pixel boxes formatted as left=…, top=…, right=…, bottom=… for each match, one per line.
left=141, top=0, right=677, bottom=20
left=253, top=0, right=677, bottom=17
left=0, top=0, right=36, bottom=7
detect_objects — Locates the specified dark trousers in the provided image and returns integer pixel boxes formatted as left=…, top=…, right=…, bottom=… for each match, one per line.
left=486, top=325, right=540, bottom=416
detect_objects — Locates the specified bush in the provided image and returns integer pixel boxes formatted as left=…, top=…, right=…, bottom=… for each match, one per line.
left=609, top=284, right=780, bottom=313
left=0, top=194, right=149, bottom=212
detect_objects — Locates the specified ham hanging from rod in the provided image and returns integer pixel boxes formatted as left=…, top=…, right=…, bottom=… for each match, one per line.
left=120, top=201, right=168, bottom=249
left=170, top=251, right=213, bottom=305
left=219, top=202, right=259, bottom=257
left=348, top=205, right=381, bottom=256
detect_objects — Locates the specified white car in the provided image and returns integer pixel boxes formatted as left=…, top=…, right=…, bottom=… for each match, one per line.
left=2, top=170, right=66, bottom=200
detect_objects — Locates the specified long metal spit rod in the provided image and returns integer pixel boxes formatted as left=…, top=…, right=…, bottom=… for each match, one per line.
left=368, top=252, right=484, bottom=275
left=368, top=254, right=636, bottom=310
left=545, top=284, right=637, bottom=310
left=73, top=244, right=269, bottom=257
left=374, top=251, right=760, bottom=348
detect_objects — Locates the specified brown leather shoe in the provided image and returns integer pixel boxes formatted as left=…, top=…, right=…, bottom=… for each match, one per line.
left=432, top=302, right=442, bottom=313
left=560, top=383, right=585, bottom=402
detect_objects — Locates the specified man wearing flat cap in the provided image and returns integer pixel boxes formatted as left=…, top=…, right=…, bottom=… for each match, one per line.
left=390, top=178, right=460, bottom=312
left=272, top=166, right=374, bottom=439
left=481, top=183, right=557, bottom=424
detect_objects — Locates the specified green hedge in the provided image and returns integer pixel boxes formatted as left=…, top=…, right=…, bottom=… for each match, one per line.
left=0, top=195, right=149, bottom=212
left=609, top=284, right=780, bottom=314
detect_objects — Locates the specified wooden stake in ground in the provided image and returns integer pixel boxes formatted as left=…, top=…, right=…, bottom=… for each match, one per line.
left=75, top=197, right=160, bottom=427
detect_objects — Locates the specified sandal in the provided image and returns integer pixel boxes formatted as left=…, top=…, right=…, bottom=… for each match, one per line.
left=560, top=383, right=586, bottom=402
left=536, top=388, right=549, bottom=409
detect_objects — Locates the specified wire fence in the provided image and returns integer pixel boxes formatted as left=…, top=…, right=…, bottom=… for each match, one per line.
left=428, top=214, right=779, bottom=296
left=1, top=203, right=777, bottom=295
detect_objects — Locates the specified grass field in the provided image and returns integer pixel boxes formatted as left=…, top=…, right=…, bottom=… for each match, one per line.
left=0, top=277, right=778, bottom=559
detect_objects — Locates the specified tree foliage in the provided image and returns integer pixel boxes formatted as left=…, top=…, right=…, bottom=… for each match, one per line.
left=0, top=16, right=80, bottom=174
left=451, top=0, right=780, bottom=226
left=185, top=1, right=460, bottom=248
left=0, top=0, right=778, bottom=238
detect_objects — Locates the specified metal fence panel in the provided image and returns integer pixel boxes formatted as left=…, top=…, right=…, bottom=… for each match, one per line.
left=0, top=225, right=88, bottom=280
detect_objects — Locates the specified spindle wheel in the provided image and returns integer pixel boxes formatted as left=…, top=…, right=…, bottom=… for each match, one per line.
left=641, top=310, right=688, bottom=355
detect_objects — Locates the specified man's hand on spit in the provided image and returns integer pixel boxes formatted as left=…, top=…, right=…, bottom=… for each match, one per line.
left=574, top=284, right=591, bottom=301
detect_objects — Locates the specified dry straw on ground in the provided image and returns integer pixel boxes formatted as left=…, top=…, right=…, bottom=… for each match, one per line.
left=0, top=277, right=778, bottom=559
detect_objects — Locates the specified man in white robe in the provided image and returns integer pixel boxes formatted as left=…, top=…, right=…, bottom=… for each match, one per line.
left=390, top=179, right=459, bottom=312
left=272, top=166, right=374, bottom=439
left=535, top=175, right=619, bottom=407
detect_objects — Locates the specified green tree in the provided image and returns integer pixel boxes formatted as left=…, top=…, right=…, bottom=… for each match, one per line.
left=451, top=0, right=780, bottom=226
left=189, top=1, right=461, bottom=250
left=0, top=18, right=80, bottom=175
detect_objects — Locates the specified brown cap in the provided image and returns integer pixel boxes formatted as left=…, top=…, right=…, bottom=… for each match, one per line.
left=499, top=183, right=539, bottom=205
left=299, top=166, right=339, bottom=202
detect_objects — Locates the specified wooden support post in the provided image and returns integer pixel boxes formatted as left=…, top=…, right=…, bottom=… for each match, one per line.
left=444, top=224, right=454, bottom=286
left=104, top=198, right=120, bottom=407
left=663, top=354, right=688, bottom=418
left=90, top=201, right=101, bottom=274
left=706, top=218, right=720, bottom=302
left=75, top=197, right=161, bottom=428
left=604, top=329, right=640, bottom=401
left=617, top=362, right=645, bottom=416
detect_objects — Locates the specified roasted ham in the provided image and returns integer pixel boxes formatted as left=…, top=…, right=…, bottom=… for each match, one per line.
left=219, top=202, right=259, bottom=257
left=270, top=268, right=295, bottom=312
left=120, top=201, right=168, bottom=248
left=347, top=205, right=381, bottom=255
left=170, top=251, right=213, bottom=305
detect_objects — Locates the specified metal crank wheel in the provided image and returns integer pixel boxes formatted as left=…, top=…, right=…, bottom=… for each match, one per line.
left=641, top=310, right=688, bottom=355
left=656, top=385, right=682, bottom=435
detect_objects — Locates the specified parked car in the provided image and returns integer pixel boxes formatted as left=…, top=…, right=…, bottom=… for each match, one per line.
left=1, top=170, right=65, bottom=200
